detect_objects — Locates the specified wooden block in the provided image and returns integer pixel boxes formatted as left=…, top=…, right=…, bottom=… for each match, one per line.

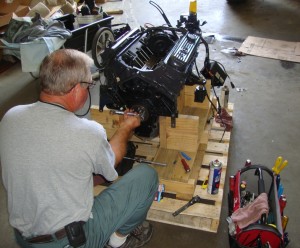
left=159, top=115, right=200, bottom=152
left=181, top=106, right=210, bottom=135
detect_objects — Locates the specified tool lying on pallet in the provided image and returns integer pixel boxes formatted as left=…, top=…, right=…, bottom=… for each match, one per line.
left=172, top=195, right=215, bottom=217
left=179, top=152, right=191, bottom=173
left=180, top=151, right=191, bottom=161
left=123, top=157, right=167, bottom=167
left=201, top=176, right=208, bottom=189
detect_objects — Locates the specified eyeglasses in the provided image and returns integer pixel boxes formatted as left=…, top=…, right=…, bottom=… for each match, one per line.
left=80, top=80, right=97, bottom=89
left=66, top=80, right=97, bottom=93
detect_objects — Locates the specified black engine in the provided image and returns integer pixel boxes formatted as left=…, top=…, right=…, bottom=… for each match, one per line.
left=98, top=1, right=215, bottom=138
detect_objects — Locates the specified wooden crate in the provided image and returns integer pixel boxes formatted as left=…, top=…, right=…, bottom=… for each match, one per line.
left=91, top=84, right=233, bottom=232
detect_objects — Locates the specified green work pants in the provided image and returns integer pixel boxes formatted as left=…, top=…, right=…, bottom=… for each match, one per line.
left=15, top=164, right=158, bottom=248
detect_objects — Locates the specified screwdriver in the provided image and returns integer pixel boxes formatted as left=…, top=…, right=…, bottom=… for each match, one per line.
left=181, top=157, right=190, bottom=172
left=279, top=195, right=287, bottom=216
left=110, top=109, right=140, bottom=117
left=272, top=156, right=288, bottom=175
left=109, top=109, right=145, bottom=121
left=180, top=151, right=191, bottom=161
left=123, top=157, right=167, bottom=167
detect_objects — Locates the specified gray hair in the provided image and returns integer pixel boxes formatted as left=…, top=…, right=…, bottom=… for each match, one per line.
left=39, top=49, right=94, bottom=95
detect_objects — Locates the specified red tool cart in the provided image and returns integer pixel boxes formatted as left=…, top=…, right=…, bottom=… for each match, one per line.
left=227, top=164, right=289, bottom=248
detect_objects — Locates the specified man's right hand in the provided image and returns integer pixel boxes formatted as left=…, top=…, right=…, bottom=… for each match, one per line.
left=109, top=109, right=141, bottom=166
left=122, top=109, right=141, bottom=132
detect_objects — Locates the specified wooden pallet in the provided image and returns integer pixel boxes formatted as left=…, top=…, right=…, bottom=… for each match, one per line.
left=91, top=83, right=233, bottom=233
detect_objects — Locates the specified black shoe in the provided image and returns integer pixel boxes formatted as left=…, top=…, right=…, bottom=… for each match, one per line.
left=105, top=221, right=153, bottom=248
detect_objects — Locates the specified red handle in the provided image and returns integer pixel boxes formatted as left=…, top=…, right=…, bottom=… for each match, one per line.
left=181, top=159, right=190, bottom=172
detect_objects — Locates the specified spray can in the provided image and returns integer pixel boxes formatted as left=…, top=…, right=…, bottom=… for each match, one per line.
left=207, top=159, right=223, bottom=194
left=220, top=85, right=229, bottom=109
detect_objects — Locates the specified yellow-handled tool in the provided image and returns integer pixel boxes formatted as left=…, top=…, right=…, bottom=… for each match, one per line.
left=201, top=176, right=208, bottom=189
left=272, top=156, right=288, bottom=175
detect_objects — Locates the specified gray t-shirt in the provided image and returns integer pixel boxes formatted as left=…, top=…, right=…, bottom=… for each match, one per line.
left=0, top=102, right=118, bottom=237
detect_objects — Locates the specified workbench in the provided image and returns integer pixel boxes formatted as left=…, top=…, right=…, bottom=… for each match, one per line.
left=92, top=82, right=233, bottom=233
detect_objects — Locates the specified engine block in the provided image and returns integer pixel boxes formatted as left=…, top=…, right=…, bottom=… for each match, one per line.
left=100, top=27, right=201, bottom=137
left=99, top=26, right=204, bottom=138
left=93, top=0, right=222, bottom=139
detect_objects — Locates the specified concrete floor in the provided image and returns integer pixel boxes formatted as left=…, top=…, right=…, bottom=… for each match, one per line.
left=1, top=0, right=300, bottom=247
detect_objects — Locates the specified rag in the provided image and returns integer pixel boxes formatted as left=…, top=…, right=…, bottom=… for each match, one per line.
left=231, top=192, right=269, bottom=229
left=215, top=108, right=233, bottom=131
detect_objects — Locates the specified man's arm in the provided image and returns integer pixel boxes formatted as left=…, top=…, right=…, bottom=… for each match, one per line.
left=109, top=113, right=141, bottom=167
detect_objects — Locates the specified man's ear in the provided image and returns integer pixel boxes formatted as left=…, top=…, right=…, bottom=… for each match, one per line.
left=72, top=83, right=81, bottom=92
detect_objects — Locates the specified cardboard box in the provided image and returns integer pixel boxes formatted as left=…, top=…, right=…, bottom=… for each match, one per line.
left=0, top=13, right=13, bottom=27
left=0, top=1, right=20, bottom=14
left=239, top=36, right=300, bottom=63
left=20, top=0, right=32, bottom=5
left=16, top=5, right=30, bottom=16
left=0, top=0, right=69, bottom=28
left=0, top=0, right=30, bottom=28
left=0, top=4, right=30, bottom=28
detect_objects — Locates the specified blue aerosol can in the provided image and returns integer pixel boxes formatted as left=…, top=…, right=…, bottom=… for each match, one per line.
left=207, top=159, right=223, bottom=194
